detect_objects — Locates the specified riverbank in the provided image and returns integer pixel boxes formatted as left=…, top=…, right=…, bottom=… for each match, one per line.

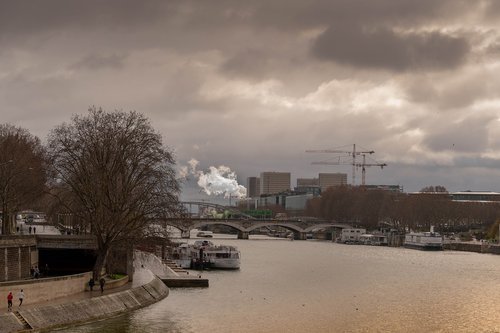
left=0, top=251, right=176, bottom=333
left=57, top=238, right=500, bottom=333
left=0, top=268, right=168, bottom=333
left=24, top=274, right=168, bottom=332
left=443, top=241, right=500, bottom=254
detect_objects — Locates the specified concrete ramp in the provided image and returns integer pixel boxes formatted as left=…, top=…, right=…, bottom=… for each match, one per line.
left=14, top=276, right=168, bottom=332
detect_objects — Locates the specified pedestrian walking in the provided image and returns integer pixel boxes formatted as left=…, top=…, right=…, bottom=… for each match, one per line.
left=33, top=227, right=36, bottom=234
left=7, top=292, right=13, bottom=312
left=29, top=226, right=32, bottom=234
left=18, top=289, right=24, bottom=307
left=88, top=278, right=95, bottom=291
left=34, top=266, right=40, bottom=278
left=99, top=277, right=106, bottom=293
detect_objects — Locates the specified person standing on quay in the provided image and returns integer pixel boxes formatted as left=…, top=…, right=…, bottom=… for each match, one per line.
left=99, top=277, right=105, bottom=293
left=18, top=289, right=24, bottom=307
left=7, top=292, right=13, bottom=311
left=88, top=278, right=95, bottom=291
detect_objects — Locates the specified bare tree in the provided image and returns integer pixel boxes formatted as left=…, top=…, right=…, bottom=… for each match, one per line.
left=420, top=185, right=448, bottom=193
left=47, top=107, right=180, bottom=279
left=0, top=124, right=46, bottom=235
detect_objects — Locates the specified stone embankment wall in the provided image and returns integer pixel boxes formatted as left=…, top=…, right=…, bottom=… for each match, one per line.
left=135, top=250, right=176, bottom=277
left=444, top=242, right=500, bottom=254
left=0, top=272, right=92, bottom=303
left=18, top=275, right=168, bottom=332
left=0, top=236, right=37, bottom=282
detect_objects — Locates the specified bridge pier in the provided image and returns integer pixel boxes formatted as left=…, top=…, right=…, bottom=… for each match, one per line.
left=297, top=232, right=307, bottom=240
left=181, top=230, right=191, bottom=239
left=237, top=231, right=249, bottom=239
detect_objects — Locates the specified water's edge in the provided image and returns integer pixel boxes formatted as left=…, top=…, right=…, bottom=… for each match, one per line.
left=12, top=276, right=168, bottom=332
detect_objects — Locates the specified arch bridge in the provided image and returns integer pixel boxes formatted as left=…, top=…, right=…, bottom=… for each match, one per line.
left=166, top=201, right=351, bottom=240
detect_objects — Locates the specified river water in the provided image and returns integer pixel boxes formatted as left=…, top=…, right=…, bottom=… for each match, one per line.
left=56, top=236, right=500, bottom=333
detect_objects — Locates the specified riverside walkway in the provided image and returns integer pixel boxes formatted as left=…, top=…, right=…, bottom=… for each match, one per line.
left=0, top=253, right=174, bottom=333
left=1, top=268, right=152, bottom=314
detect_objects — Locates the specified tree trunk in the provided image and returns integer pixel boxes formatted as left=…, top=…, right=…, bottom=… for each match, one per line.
left=1, top=209, right=15, bottom=235
left=93, top=245, right=110, bottom=280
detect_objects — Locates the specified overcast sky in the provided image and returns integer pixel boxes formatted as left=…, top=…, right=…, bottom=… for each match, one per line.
left=3, top=0, right=500, bottom=199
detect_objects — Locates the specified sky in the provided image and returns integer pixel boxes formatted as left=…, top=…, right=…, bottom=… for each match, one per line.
left=2, top=0, right=500, bottom=201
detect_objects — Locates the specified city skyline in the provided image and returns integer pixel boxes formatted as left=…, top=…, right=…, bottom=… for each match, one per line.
left=3, top=1, right=500, bottom=196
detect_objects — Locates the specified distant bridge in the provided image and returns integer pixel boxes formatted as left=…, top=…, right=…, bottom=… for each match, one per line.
left=166, top=201, right=351, bottom=240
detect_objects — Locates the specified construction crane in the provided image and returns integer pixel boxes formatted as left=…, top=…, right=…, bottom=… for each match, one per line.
left=355, top=154, right=387, bottom=186
left=306, top=144, right=386, bottom=186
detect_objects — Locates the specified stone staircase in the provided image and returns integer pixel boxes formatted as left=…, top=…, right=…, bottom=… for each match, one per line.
left=14, top=311, right=32, bottom=331
left=163, top=259, right=189, bottom=275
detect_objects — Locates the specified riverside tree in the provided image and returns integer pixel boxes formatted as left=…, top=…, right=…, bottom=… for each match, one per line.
left=47, top=107, right=180, bottom=279
left=0, top=124, right=46, bottom=235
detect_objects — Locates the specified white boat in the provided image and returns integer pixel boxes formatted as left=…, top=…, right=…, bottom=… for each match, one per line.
left=359, top=234, right=388, bottom=246
left=170, top=240, right=241, bottom=269
left=196, top=231, right=214, bottom=238
left=404, top=227, right=443, bottom=250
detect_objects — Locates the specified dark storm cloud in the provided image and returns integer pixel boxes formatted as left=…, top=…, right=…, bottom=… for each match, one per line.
left=0, top=0, right=174, bottom=35
left=70, top=54, right=126, bottom=71
left=454, top=156, right=500, bottom=169
left=422, top=115, right=496, bottom=153
left=482, top=0, right=500, bottom=20
left=312, top=24, right=470, bottom=71
left=404, top=75, right=490, bottom=110
left=0, top=1, right=475, bottom=38
left=251, top=0, right=471, bottom=29
left=221, top=49, right=272, bottom=80
left=484, top=40, right=500, bottom=56
left=2, top=0, right=500, bottom=194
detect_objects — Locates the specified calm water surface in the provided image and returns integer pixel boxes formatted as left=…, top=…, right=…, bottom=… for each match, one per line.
left=56, top=236, right=500, bottom=333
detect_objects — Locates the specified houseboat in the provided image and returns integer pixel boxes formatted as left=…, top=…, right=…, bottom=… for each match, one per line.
left=169, top=240, right=241, bottom=269
left=404, top=227, right=443, bottom=250
left=339, top=228, right=366, bottom=244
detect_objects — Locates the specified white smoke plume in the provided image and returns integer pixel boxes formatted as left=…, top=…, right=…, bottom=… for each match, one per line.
left=180, top=158, right=247, bottom=198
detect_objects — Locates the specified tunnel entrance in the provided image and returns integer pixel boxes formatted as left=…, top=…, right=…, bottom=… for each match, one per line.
left=38, top=248, right=96, bottom=276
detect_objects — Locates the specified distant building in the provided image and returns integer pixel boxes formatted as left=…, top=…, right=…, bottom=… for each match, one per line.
left=247, top=177, right=260, bottom=198
left=296, top=178, right=321, bottom=196
left=286, top=194, right=313, bottom=211
left=252, top=193, right=313, bottom=212
left=260, top=172, right=291, bottom=195
left=294, top=185, right=321, bottom=196
left=256, top=194, right=286, bottom=208
left=363, top=185, right=403, bottom=192
left=297, top=178, right=319, bottom=187
left=451, top=191, right=500, bottom=202
left=318, top=173, right=347, bottom=192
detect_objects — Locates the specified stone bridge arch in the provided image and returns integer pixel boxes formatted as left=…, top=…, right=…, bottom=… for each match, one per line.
left=164, top=209, right=351, bottom=240
left=191, top=220, right=246, bottom=233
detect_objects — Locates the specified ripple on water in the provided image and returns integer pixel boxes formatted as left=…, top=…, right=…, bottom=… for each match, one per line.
left=55, top=238, right=500, bottom=333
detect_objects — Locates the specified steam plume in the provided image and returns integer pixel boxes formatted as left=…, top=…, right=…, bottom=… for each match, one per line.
left=180, top=158, right=247, bottom=198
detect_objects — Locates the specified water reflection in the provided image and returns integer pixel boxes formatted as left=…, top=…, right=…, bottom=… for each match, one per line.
left=55, top=237, right=500, bottom=333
